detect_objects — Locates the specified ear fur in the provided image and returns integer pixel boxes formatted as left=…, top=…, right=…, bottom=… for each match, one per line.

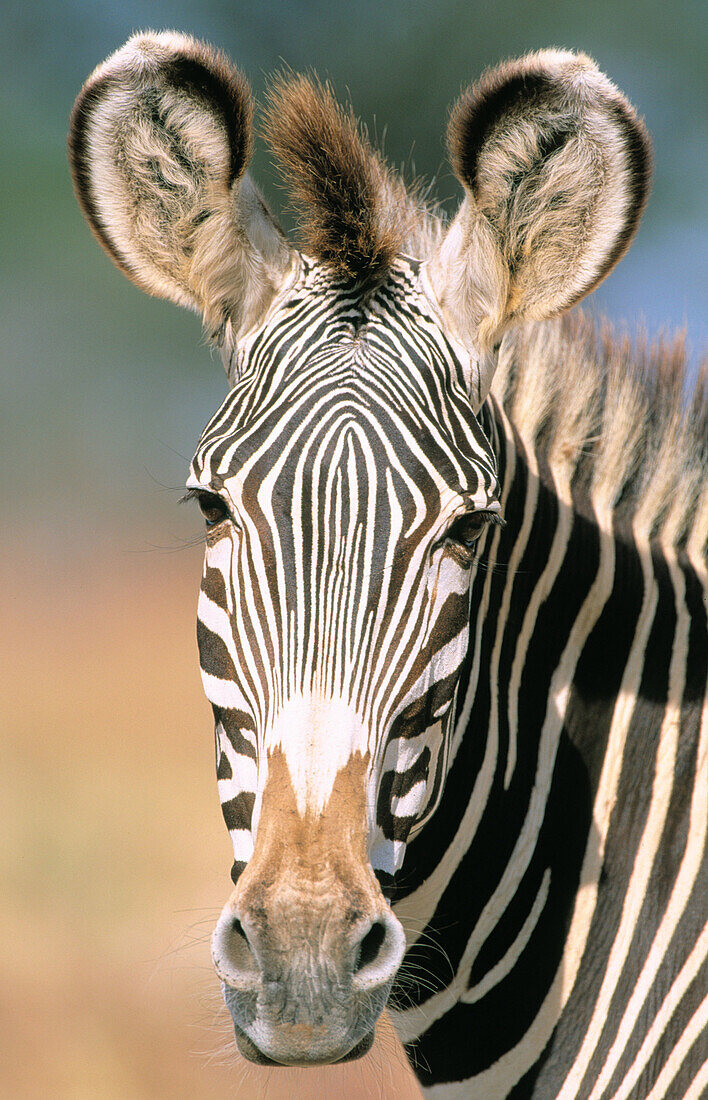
left=68, top=31, right=292, bottom=341
left=427, top=50, right=652, bottom=362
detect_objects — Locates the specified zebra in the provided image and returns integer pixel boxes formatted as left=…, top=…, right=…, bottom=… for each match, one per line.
left=69, top=31, right=707, bottom=1097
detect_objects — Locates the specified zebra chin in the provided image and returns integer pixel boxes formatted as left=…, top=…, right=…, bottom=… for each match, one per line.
left=229, top=1020, right=377, bottom=1067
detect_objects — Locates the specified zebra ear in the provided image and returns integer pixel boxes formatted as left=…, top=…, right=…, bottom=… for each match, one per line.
left=69, top=32, right=293, bottom=348
left=426, top=50, right=651, bottom=390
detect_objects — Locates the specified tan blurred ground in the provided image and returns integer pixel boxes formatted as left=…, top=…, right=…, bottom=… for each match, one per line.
left=1, top=540, right=422, bottom=1099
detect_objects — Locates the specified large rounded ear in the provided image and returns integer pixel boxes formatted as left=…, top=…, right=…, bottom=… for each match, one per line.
left=426, top=50, right=651, bottom=397
left=68, top=31, right=294, bottom=351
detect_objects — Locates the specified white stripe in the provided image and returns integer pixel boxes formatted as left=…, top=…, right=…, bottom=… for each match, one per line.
left=462, top=868, right=550, bottom=1004
left=200, top=672, right=249, bottom=711
left=217, top=757, right=257, bottom=802
left=229, top=828, right=254, bottom=864
left=611, top=923, right=708, bottom=1100
left=562, top=541, right=687, bottom=1100
left=393, top=779, right=428, bottom=819
left=682, top=1049, right=708, bottom=1100
left=370, top=836, right=407, bottom=877
left=197, top=588, right=239, bottom=665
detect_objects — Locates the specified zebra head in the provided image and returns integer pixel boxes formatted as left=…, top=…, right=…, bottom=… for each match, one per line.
left=69, top=33, right=649, bottom=1066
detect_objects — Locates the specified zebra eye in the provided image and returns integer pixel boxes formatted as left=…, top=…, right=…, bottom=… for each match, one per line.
left=196, top=491, right=229, bottom=527
left=447, top=511, right=498, bottom=549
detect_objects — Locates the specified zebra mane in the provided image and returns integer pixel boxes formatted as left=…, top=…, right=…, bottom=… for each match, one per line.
left=491, top=313, right=708, bottom=555
left=261, top=73, right=439, bottom=286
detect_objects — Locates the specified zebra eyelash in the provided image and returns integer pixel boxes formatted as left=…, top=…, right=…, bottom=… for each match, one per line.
left=438, top=510, right=505, bottom=566
left=446, top=509, right=505, bottom=545
left=180, top=487, right=232, bottom=528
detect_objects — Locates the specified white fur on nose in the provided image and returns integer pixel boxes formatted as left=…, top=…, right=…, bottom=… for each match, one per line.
left=267, top=694, right=369, bottom=816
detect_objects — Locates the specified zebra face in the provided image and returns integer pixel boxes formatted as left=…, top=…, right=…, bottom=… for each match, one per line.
left=189, top=258, right=501, bottom=1063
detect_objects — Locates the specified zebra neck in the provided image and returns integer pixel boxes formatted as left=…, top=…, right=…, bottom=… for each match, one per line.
left=390, top=395, right=705, bottom=1094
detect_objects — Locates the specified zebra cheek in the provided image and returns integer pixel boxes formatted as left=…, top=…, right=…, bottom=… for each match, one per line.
left=425, top=566, right=474, bottom=679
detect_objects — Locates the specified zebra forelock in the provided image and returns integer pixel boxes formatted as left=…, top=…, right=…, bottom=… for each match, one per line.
left=261, top=75, right=436, bottom=288
left=260, top=75, right=398, bottom=286
left=190, top=257, right=502, bottom=881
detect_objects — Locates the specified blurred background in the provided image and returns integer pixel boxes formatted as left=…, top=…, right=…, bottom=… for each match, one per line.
left=1, top=1, right=705, bottom=1096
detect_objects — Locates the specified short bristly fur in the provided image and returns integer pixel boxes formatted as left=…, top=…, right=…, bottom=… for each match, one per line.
left=493, top=315, right=708, bottom=556
left=262, top=73, right=436, bottom=286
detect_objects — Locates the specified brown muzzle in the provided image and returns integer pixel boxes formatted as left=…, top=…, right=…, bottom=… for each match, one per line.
left=211, top=750, right=405, bottom=1065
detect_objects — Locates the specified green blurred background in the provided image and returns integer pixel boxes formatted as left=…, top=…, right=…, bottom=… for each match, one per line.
left=1, top=2, right=705, bottom=1096
left=2, top=0, right=706, bottom=540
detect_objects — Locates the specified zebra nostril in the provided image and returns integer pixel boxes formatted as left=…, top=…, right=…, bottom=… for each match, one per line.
left=352, top=910, right=406, bottom=990
left=212, top=906, right=259, bottom=987
left=355, top=920, right=386, bottom=972
left=231, top=917, right=247, bottom=940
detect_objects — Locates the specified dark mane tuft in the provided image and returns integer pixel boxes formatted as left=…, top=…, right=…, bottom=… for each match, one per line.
left=262, top=73, right=412, bottom=287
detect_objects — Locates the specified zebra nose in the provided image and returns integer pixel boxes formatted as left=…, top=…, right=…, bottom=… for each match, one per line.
left=211, top=898, right=405, bottom=992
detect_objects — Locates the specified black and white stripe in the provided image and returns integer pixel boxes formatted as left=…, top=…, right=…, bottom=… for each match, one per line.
left=190, top=255, right=502, bottom=883
left=189, top=253, right=706, bottom=1097
left=388, top=384, right=707, bottom=1098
